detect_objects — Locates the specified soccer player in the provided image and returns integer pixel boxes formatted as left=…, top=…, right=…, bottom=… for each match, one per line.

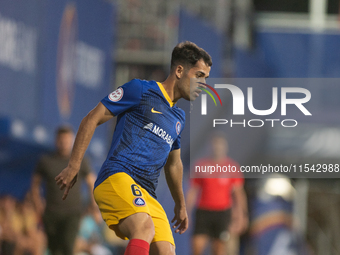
left=55, top=41, right=212, bottom=255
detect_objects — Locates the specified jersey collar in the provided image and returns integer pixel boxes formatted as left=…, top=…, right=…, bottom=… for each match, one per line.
left=157, top=82, right=174, bottom=107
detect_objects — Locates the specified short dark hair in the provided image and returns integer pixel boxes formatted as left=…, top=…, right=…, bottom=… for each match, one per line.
left=170, top=41, right=212, bottom=71
left=56, top=125, right=74, bottom=136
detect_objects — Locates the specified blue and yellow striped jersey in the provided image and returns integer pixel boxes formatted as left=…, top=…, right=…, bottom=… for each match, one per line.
left=94, top=79, right=185, bottom=198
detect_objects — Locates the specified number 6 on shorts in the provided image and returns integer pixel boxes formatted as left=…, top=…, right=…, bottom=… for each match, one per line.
left=131, top=184, right=142, bottom=196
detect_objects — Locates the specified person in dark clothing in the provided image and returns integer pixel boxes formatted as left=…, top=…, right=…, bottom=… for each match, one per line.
left=31, top=126, right=96, bottom=255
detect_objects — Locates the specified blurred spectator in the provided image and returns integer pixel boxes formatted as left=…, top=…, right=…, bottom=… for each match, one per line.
left=14, top=193, right=46, bottom=255
left=74, top=205, right=128, bottom=255
left=186, top=133, right=248, bottom=255
left=30, top=125, right=96, bottom=255
left=0, top=194, right=45, bottom=255
left=101, top=224, right=127, bottom=255
left=74, top=206, right=113, bottom=255
left=0, top=195, right=17, bottom=255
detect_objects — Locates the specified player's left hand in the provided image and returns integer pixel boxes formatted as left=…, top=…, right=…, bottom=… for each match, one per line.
left=171, top=204, right=189, bottom=234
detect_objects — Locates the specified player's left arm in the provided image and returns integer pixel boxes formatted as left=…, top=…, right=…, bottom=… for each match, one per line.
left=164, top=148, right=188, bottom=234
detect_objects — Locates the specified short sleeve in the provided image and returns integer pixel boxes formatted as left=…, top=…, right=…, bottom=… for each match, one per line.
left=170, top=134, right=181, bottom=151
left=101, top=79, right=143, bottom=116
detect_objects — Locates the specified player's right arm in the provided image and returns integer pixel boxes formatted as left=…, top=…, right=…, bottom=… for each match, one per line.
left=55, top=102, right=114, bottom=200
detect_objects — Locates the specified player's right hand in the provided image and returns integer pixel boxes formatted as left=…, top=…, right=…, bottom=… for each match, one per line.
left=55, top=167, right=78, bottom=200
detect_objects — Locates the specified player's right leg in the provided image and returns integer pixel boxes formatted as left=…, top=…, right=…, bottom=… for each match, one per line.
left=150, top=241, right=175, bottom=255
left=114, top=212, right=155, bottom=243
left=114, top=212, right=155, bottom=255
left=93, top=172, right=156, bottom=254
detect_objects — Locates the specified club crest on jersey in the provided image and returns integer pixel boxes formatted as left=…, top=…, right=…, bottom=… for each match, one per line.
left=108, top=87, right=123, bottom=102
left=133, top=197, right=146, bottom=207
left=176, top=122, right=181, bottom=135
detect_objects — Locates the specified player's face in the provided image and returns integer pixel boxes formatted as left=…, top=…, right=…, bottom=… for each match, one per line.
left=179, top=59, right=211, bottom=101
left=55, top=132, right=74, bottom=157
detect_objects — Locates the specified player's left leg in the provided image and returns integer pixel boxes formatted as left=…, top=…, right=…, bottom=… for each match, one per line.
left=147, top=196, right=175, bottom=255
left=150, top=241, right=176, bottom=255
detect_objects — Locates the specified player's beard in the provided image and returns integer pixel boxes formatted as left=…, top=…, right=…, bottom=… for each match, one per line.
left=176, top=75, right=191, bottom=101
left=177, top=69, right=201, bottom=101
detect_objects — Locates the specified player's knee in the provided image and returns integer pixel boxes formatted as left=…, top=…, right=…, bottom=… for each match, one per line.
left=157, top=249, right=176, bottom=255
left=130, top=213, right=155, bottom=242
left=150, top=242, right=176, bottom=255
left=130, top=216, right=154, bottom=243
left=141, top=217, right=155, bottom=241
left=166, top=245, right=176, bottom=255
left=119, top=212, right=155, bottom=242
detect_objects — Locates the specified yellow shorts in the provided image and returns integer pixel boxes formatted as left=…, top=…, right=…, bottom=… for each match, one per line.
left=93, top=172, right=174, bottom=246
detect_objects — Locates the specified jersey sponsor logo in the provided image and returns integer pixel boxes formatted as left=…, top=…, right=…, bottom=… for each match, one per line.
left=151, top=107, right=162, bottom=114
left=152, top=124, right=174, bottom=147
left=133, top=197, right=146, bottom=207
left=143, top=123, right=154, bottom=131
left=108, top=87, right=123, bottom=102
left=143, top=122, right=174, bottom=148
left=176, top=121, right=181, bottom=135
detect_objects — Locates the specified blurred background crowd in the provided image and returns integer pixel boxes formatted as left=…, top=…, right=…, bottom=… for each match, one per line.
left=1, top=0, right=340, bottom=254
